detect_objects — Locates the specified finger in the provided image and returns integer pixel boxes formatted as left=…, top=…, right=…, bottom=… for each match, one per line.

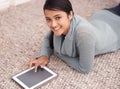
left=29, top=63, right=31, bottom=68
left=29, top=59, right=37, bottom=68
left=34, top=63, right=39, bottom=72
left=29, top=61, right=33, bottom=68
left=40, top=65, right=44, bottom=68
left=40, top=61, right=48, bottom=68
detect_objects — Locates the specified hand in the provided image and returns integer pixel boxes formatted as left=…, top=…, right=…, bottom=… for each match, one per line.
left=28, top=56, right=49, bottom=72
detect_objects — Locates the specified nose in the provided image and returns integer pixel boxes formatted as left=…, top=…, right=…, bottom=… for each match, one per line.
left=51, top=20, right=58, bottom=28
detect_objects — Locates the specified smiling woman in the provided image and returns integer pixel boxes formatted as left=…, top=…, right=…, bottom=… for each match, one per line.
left=43, top=0, right=73, bottom=36
left=28, top=0, right=120, bottom=73
left=44, top=10, right=72, bottom=36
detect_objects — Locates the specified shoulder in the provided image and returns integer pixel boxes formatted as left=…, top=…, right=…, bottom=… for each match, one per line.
left=73, top=14, right=95, bottom=33
left=73, top=19, right=96, bottom=44
left=74, top=18, right=95, bottom=38
left=69, top=14, right=96, bottom=41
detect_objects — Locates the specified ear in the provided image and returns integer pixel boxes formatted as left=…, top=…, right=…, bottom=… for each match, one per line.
left=68, top=11, right=73, bottom=20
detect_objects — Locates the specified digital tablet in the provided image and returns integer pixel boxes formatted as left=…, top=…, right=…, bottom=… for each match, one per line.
left=12, top=66, right=57, bottom=89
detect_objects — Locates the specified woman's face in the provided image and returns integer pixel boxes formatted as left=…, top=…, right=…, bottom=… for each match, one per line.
left=44, top=9, right=73, bottom=36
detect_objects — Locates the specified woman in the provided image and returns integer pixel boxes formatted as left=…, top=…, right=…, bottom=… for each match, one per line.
left=29, top=0, right=120, bottom=73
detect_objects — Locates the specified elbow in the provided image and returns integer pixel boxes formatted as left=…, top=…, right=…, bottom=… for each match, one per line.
left=78, top=68, right=91, bottom=74
left=77, top=65, right=92, bottom=74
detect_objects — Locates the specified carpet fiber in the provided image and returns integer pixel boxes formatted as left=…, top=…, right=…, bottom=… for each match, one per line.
left=0, top=0, right=120, bottom=89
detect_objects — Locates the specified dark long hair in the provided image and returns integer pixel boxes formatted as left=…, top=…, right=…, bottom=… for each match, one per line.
left=49, top=31, right=54, bottom=49
left=43, top=0, right=73, bottom=15
left=43, top=0, right=73, bottom=49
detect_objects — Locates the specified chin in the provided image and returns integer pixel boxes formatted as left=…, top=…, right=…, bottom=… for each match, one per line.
left=54, top=32, right=62, bottom=36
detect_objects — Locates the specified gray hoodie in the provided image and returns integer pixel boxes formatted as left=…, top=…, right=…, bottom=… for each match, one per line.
left=36, top=10, right=120, bottom=73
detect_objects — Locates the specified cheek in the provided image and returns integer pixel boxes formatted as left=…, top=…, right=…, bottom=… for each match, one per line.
left=59, top=20, right=68, bottom=27
left=47, top=23, right=52, bottom=28
left=47, top=23, right=55, bottom=32
left=62, top=20, right=70, bottom=28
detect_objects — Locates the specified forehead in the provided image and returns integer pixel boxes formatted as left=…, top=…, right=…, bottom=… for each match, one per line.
left=44, top=9, right=67, bottom=17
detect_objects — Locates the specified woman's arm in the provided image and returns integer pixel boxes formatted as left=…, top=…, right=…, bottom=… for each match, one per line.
left=28, top=30, right=53, bottom=72
left=36, top=30, right=54, bottom=59
left=75, top=32, right=96, bottom=73
left=57, top=31, right=96, bottom=73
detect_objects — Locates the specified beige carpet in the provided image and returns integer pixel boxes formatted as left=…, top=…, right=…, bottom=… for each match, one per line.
left=0, top=0, right=120, bottom=89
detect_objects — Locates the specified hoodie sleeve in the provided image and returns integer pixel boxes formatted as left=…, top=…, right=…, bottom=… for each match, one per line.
left=74, top=24, right=96, bottom=73
left=36, top=30, right=53, bottom=59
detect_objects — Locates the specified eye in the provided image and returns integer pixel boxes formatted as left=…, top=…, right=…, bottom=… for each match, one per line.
left=46, top=18, right=51, bottom=23
left=55, top=16, right=61, bottom=20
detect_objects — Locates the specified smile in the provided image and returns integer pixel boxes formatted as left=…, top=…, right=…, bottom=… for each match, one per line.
left=54, top=27, right=61, bottom=31
left=54, top=29, right=59, bottom=31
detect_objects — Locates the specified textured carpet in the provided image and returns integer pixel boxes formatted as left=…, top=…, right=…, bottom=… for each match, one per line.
left=0, top=0, right=120, bottom=89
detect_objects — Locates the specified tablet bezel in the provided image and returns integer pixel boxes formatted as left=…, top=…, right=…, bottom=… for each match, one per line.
left=12, top=66, right=57, bottom=89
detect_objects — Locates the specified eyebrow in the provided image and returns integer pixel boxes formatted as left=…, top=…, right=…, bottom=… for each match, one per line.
left=45, top=14, right=61, bottom=19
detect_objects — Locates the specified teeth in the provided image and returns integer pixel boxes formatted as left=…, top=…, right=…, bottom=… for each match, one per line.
left=54, top=29, right=59, bottom=31
left=54, top=27, right=61, bottom=31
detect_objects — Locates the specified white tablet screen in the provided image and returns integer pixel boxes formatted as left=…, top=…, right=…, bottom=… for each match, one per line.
left=12, top=67, right=57, bottom=89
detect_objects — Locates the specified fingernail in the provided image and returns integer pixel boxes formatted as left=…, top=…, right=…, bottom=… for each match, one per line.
left=41, top=66, right=44, bottom=68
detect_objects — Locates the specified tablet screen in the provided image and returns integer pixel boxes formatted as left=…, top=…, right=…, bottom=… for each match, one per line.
left=12, top=67, right=57, bottom=89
